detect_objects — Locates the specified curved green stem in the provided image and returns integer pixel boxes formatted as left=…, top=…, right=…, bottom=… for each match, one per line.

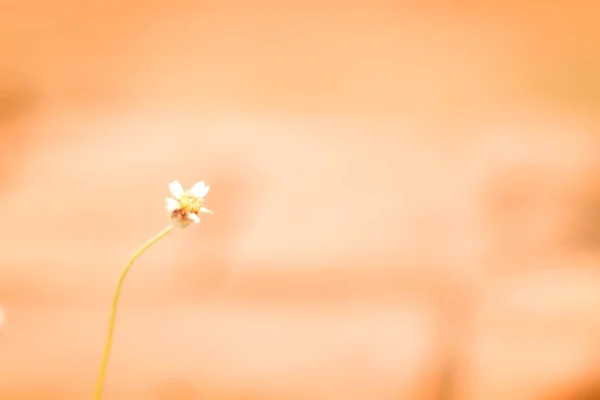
left=94, top=225, right=174, bottom=400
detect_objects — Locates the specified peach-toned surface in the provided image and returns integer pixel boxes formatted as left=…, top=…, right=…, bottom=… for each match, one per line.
left=1, top=2, right=600, bottom=399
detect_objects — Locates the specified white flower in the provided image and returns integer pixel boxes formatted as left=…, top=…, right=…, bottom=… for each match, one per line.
left=165, top=180, right=213, bottom=228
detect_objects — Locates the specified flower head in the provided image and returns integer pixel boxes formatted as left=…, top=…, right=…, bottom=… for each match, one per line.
left=165, top=180, right=213, bottom=228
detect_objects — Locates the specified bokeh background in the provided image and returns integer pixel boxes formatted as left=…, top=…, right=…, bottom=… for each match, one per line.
left=1, top=1, right=600, bottom=399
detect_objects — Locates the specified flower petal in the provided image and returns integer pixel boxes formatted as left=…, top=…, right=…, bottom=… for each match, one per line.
left=165, top=197, right=179, bottom=212
left=190, top=181, right=206, bottom=197
left=197, top=185, right=210, bottom=198
left=188, top=214, right=201, bottom=223
left=200, top=207, right=214, bottom=214
left=169, top=180, right=184, bottom=199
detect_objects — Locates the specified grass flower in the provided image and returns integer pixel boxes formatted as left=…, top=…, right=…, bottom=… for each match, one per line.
left=94, top=180, right=213, bottom=400
left=166, top=180, right=213, bottom=228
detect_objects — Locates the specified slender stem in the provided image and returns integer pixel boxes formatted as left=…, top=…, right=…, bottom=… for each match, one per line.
left=94, top=225, right=174, bottom=400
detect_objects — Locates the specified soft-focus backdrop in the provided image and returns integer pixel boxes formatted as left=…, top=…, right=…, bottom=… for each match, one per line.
left=1, top=1, right=600, bottom=399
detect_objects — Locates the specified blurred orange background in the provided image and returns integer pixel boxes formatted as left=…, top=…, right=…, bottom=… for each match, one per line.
left=1, top=1, right=600, bottom=399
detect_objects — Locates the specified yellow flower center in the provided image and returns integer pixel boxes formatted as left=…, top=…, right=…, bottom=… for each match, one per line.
left=178, top=191, right=203, bottom=214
